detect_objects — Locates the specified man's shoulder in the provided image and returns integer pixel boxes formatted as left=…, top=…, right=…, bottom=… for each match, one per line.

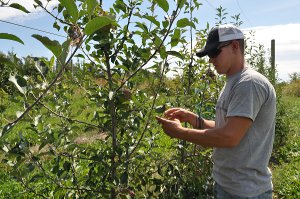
left=240, top=67, right=273, bottom=87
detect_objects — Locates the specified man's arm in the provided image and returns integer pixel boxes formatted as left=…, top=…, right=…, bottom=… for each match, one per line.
left=156, top=116, right=252, bottom=148
left=163, top=108, right=215, bottom=129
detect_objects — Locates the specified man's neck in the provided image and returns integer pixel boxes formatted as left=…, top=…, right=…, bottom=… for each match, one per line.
left=226, top=56, right=245, bottom=77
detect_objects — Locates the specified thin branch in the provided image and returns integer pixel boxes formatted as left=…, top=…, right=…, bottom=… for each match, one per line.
left=17, top=169, right=48, bottom=199
left=80, top=45, right=107, bottom=74
left=33, top=94, right=101, bottom=129
left=148, top=153, right=206, bottom=176
left=109, top=5, right=134, bottom=61
left=127, top=59, right=168, bottom=159
left=35, top=1, right=73, bottom=27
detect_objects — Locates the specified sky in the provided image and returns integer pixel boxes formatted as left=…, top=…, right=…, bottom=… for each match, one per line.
left=0, top=0, right=300, bottom=82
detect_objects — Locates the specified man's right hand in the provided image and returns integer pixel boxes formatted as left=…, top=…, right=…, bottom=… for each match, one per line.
left=164, top=108, right=198, bottom=127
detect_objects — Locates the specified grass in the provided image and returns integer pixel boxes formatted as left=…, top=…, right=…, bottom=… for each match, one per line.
left=272, top=96, right=300, bottom=198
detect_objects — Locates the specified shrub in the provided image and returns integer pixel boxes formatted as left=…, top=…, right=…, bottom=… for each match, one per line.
left=282, top=79, right=300, bottom=97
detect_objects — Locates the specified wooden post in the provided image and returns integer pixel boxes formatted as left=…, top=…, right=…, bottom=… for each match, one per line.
left=271, top=39, right=275, bottom=84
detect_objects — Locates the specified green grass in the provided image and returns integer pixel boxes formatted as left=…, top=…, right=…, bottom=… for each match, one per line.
left=272, top=96, right=300, bottom=198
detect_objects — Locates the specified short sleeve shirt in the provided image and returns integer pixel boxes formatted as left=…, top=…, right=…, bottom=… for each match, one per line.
left=213, top=67, right=276, bottom=197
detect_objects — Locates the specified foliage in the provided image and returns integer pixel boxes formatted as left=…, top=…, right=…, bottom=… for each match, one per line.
left=282, top=73, right=300, bottom=97
left=272, top=96, right=300, bottom=198
left=1, top=0, right=297, bottom=198
left=0, top=0, right=220, bottom=198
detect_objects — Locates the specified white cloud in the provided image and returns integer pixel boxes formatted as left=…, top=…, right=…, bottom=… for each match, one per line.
left=0, top=0, right=59, bottom=22
left=243, top=23, right=300, bottom=81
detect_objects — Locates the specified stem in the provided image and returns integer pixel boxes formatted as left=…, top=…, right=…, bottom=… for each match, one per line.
left=104, top=47, right=117, bottom=199
left=34, top=95, right=101, bottom=129
left=182, top=0, right=195, bottom=161
left=36, top=2, right=73, bottom=27
left=109, top=5, right=134, bottom=62
left=128, top=59, right=168, bottom=159
left=17, top=169, right=47, bottom=199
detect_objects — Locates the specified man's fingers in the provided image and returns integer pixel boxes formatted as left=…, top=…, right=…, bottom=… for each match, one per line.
left=156, top=116, right=179, bottom=124
left=164, top=108, right=180, bottom=116
left=156, top=116, right=168, bottom=123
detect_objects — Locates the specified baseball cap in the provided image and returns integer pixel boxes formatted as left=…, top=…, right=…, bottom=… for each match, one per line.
left=196, top=24, right=244, bottom=58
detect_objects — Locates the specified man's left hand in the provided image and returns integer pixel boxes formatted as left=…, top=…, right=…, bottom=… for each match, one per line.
left=155, top=116, right=184, bottom=138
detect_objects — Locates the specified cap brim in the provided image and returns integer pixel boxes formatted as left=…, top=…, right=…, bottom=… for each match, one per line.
left=196, top=42, right=219, bottom=57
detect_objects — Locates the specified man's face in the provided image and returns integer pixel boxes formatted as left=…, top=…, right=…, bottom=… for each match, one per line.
left=208, top=41, right=237, bottom=76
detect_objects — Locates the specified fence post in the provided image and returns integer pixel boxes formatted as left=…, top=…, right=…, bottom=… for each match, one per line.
left=271, top=39, right=275, bottom=84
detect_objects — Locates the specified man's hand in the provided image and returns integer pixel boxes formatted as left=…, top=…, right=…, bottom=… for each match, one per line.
left=155, top=116, right=184, bottom=138
left=164, top=108, right=197, bottom=125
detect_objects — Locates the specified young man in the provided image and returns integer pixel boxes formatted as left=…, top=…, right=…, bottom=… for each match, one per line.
left=156, top=24, right=276, bottom=198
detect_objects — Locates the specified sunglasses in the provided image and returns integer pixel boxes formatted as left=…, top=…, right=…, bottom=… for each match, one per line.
left=208, top=41, right=232, bottom=59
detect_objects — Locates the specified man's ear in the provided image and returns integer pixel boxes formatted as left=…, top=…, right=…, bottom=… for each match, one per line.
left=232, top=40, right=240, bottom=54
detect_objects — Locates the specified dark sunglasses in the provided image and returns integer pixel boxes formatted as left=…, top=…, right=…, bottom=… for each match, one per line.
left=208, top=41, right=232, bottom=59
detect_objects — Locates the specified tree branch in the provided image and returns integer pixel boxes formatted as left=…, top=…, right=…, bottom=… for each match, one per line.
left=35, top=1, right=73, bottom=27
left=33, top=94, right=102, bottom=129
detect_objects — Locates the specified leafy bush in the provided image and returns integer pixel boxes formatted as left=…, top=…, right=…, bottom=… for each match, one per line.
left=282, top=79, right=300, bottom=97
left=1, top=0, right=298, bottom=198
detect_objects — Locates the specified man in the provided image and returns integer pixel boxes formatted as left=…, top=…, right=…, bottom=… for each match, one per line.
left=156, top=24, right=276, bottom=198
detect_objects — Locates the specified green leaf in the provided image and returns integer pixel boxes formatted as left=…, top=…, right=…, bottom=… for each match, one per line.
left=177, top=0, right=187, bottom=8
left=166, top=51, right=184, bottom=60
left=63, top=161, right=71, bottom=171
left=154, top=0, right=169, bottom=12
left=177, top=18, right=189, bottom=27
left=29, top=174, right=43, bottom=183
left=0, top=33, right=24, bottom=44
left=155, top=105, right=166, bottom=113
left=177, top=18, right=195, bottom=28
left=86, top=0, right=98, bottom=18
left=34, top=0, right=43, bottom=6
left=171, top=29, right=181, bottom=47
left=144, top=15, right=160, bottom=27
left=58, top=39, right=71, bottom=64
left=59, top=0, right=79, bottom=22
left=32, top=34, right=62, bottom=58
left=120, top=171, right=128, bottom=184
left=83, top=16, right=114, bottom=35
left=114, top=65, right=129, bottom=72
left=49, top=56, right=55, bottom=70
left=9, top=3, right=30, bottom=13
left=9, top=74, right=27, bottom=95
left=0, top=124, right=14, bottom=138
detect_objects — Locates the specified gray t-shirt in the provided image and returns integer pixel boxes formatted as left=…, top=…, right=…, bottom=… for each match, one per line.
left=213, top=67, right=276, bottom=197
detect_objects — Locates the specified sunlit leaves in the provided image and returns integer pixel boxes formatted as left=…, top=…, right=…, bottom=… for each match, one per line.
left=32, top=35, right=62, bottom=58
left=58, top=39, right=72, bottom=64
left=0, top=33, right=24, bottom=44
left=86, top=0, right=98, bottom=19
left=83, top=16, right=115, bottom=35
left=177, top=18, right=196, bottom=28
left=171, top=29, right=181, bottom=47
left=154, top=0, right=169, bottom=13
left=9, top=3, right=30, bottom=13
left=166, top=51, right=184, bottom=60
left=8, top=74, right=27, bottom=95
left=144, top=15, right=160, bottom=27
left=177, top=0, right=187, bottom=8
left=59, top=0, right=79, bottom=23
